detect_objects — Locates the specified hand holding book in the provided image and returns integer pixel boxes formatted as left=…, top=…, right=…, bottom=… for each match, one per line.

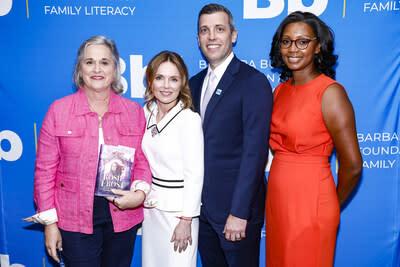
left=105, top=189, right=146, bottom=210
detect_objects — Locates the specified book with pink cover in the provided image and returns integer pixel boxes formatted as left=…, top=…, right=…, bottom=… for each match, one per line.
left=94, top=144, right=136, bottom=198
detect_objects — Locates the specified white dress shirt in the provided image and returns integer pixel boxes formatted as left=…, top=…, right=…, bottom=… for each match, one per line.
left=200, top=52, right=234, bottom=107
left=142, top=101, right=204, bottom=217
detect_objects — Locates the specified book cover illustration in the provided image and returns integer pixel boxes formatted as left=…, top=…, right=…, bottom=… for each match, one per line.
left=94, top=144, right=136, bottom=198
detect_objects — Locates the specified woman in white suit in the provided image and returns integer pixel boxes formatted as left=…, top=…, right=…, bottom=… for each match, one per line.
left=141, top=51, right=204, bottom=267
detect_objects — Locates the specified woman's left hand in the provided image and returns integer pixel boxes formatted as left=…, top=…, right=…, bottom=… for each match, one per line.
left=106, top=189, right=145, bottom=210
left=170, top=218, right=192, bottom=253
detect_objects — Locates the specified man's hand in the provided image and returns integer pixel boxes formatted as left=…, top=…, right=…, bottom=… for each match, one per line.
left=223, top=214, right=247, bottom=242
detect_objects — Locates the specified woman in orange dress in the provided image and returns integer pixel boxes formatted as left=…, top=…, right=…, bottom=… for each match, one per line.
left=266, top=11, right=363, bottom=266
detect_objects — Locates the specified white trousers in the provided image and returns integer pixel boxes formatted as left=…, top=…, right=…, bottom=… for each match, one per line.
left=142, top=208, right=199, bottom=267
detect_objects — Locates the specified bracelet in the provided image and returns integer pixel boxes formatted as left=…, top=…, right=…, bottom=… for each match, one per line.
left=178, top=216, right=192, bottom=222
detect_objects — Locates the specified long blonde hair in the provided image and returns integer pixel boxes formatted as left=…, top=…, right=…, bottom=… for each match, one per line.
left=144, top=51, right=194, bottom=112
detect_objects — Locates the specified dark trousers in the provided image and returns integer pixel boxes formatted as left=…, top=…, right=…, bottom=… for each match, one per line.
left=59, top=197, right=138, bottom=267
left=198, top=209, right=262, bottom=267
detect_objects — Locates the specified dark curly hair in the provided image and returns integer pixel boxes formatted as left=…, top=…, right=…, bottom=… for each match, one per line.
left=270, top=11, right=338, bottom=80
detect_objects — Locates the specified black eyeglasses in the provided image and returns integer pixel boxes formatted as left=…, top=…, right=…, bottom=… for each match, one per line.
left=279, top=37, right=317, bottom=50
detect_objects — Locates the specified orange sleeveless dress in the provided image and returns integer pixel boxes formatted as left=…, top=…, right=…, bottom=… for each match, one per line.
left=266, top=74, right=341, bottom=267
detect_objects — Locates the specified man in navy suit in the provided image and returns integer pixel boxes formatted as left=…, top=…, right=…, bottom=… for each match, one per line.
left=189, top=3, right=273, bottom=267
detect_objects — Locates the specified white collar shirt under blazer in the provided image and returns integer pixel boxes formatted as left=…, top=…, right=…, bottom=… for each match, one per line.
left=142, top=101, right=204, bottom=217
left=200, top=52, right=234, bottom=107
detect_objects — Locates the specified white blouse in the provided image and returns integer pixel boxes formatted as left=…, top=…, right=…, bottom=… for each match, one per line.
left=142, top=101, right=204, bottom=217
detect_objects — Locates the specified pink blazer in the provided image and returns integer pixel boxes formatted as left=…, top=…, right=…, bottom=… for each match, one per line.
left=34, top=89, right=151, bottom=234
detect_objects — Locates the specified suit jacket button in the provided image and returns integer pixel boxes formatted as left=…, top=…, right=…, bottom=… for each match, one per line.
left=113, top=208, right=118, bottom=212
left=107, top=136, right=111, bottom=141
left=60, top=183, right=64, bottom=187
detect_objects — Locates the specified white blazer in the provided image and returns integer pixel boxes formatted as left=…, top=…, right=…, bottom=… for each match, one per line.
left=142, top=101, right=204, bottom=217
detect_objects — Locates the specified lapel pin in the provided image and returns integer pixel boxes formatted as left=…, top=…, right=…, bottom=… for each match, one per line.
left=216, top=89, right=222, bottom=95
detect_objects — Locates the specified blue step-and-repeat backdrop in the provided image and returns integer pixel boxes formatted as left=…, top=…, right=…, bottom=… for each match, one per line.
left=1, top=0, right=399, bottom=266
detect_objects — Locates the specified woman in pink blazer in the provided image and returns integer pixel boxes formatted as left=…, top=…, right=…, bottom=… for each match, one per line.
left=32, top=35, right=152, bottom=266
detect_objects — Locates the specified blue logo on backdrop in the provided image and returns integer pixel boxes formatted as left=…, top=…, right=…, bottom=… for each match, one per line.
left=243, top=0, right=328, bottom=19
left=198, top=58, right=281, bottom=87
left=0, top=254, right=25, bottom=267
left=357, top=132, right=399, bottom=169
left=42, top=0, right=137, bottom=16
left=126, top=55, right=147, bottom=99
left=0, top=0, right=12, bottom=16
left=363, top=0, right=400, bottom=13
left=0, top=130, right=23, bottom=161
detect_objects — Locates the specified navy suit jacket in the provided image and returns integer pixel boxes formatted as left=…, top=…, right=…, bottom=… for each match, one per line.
left=189, top=56, right=273, bottom=225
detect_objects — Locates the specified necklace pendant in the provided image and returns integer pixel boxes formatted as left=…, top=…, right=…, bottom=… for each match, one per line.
left=151, top=126, right=158, bottom=137
left=98, top=115, right=102, bottom=127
